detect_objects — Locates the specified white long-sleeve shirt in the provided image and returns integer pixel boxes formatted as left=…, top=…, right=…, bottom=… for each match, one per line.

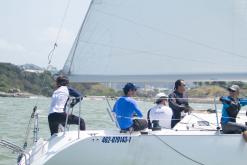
left=49, top=86, right=69, bottom=114
left=149, top=104, right=173, bottom=129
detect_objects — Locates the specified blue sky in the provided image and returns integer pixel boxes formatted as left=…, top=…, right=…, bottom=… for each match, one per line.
left=0, top=0, right=90, bottom=69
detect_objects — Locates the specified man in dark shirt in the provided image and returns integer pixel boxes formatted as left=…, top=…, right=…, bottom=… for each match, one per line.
left=168, top=79, right=192, bottom=128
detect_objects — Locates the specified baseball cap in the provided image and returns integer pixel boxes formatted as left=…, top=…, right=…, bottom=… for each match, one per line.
left=155, top=92, right=168, bottom=103
left=228, top=85, right=240, bottom=92
left=123, top=83, right=138, bottom=92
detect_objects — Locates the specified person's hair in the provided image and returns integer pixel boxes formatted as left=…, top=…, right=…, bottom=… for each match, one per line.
left=123, top=83, right=137, bottom=95
left=123, top=88, right=129, bottom=95
left=56, top=75, right=69, bottom=86
left=155, top=97, right=167, bottom=104
left=174, top=79, right=184, bottom=90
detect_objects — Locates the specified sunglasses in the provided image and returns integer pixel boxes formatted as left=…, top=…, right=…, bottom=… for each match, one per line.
left=229, top=90, right=236, bottom=93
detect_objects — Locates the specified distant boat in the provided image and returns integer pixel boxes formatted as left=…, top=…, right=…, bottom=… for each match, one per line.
left=16, top=0, right=247, bottom=164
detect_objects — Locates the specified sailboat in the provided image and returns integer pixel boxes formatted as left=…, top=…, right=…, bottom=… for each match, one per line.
left=16, top=0, right=247, bottom=164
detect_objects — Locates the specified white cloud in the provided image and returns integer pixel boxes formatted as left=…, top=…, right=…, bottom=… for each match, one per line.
left=0, top=38, right=26, bottom=52
left=235, top=1, right=247, bottom=22
left=39, top=27, right=75, bottom=45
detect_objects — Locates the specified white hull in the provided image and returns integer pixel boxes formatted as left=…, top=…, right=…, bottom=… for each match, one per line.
left=19, top=113, right=247, bottom=165
left=46, top=133, right=246, bottom=165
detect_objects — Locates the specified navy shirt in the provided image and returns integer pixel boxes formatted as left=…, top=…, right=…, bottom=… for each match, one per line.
left=112, top=96, right=143, bottom=129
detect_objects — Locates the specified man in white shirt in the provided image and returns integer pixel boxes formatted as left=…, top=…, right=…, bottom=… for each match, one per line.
left=48, top=76, right=85, bottom=136
left=148, top=93, right=173, bottom=129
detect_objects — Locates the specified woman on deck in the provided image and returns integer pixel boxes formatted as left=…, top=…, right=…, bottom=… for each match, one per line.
left=48, top=75, right=85, bottom=136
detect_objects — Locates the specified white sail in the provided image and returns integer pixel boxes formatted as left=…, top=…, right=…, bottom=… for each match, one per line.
left=63, top=0, right=247, bottom=82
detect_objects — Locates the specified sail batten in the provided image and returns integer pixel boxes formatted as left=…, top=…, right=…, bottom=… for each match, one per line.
left=68, top=73, right=247, bottom=83
left=63, top=0, right=247, bottom=82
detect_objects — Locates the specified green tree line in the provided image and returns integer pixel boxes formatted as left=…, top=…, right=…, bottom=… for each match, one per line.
left=193, top=81, right=247, bottom=89
left=0, top=63, right=118, bottom=97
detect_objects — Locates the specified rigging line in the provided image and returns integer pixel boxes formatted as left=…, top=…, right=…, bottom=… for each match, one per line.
left=139, top=97, right=220, bottom=101
left=54, top=0, right=72, bottom=44
left=186, top=114, right=195, bottom=128
left=48, top=0, right=72, bottom=64
left=47, top=43, right=57, bottom=65
left=150, top=133, right=205, bottom=165
left=94, top=9, right=247, bottom=60
left=35, top=0, right=73, bottom=105
left=22, top=106, right=37, bottom=149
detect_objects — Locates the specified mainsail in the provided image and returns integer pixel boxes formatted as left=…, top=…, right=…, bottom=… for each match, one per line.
left=63, top=0, right=247, bottom=82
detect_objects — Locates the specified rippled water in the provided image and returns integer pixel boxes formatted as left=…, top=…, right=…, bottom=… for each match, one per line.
left=0, top=97, right=220, bottom=165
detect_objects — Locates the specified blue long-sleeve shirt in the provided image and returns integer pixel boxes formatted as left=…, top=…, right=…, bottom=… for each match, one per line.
left=112, top=96, right=143, bottom=129
left=220, top=96, right=247, bottom=124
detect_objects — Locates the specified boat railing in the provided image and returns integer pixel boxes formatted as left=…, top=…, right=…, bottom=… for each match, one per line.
left=33, top=112, right=39, bottom=143
left=105, top=96, right=120, bottom=128
left=0, top=139, right=31, bottom=165
left=61, top=96, right=246, bottom=133
left=63, top=96, right=119, bottom=138
left=214, top=96, right=220, bottom=134
left=63, top=96, right=83, bottom=139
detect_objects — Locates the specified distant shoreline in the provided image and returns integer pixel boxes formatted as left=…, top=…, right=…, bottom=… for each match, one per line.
left=0, top=91, right=33, bottom=98
left=0, top=92, right=221, bottom=104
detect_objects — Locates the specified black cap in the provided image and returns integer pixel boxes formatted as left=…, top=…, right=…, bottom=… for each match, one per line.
left=123, top=83, right=138, bottom=94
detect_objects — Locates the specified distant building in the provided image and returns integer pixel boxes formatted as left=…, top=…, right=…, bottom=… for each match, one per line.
left=47, top=65, right=58, bottom=75
left=19, top=64, right=44, bottom=73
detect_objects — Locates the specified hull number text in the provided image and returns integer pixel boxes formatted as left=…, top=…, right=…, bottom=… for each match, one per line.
left=101, top=136, right=132, bottom=143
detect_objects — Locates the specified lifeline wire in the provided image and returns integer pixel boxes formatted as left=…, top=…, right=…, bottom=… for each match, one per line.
left=150, top=133, right=205, bottom=165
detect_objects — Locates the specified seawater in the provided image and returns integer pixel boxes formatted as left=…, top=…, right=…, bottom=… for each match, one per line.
left=0, top=97, right=220, bottom=165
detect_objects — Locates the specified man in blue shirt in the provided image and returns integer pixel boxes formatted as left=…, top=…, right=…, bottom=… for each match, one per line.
left=220, top=85, right=247, bottom=136
left=112, top=83, right=147, bottom=131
